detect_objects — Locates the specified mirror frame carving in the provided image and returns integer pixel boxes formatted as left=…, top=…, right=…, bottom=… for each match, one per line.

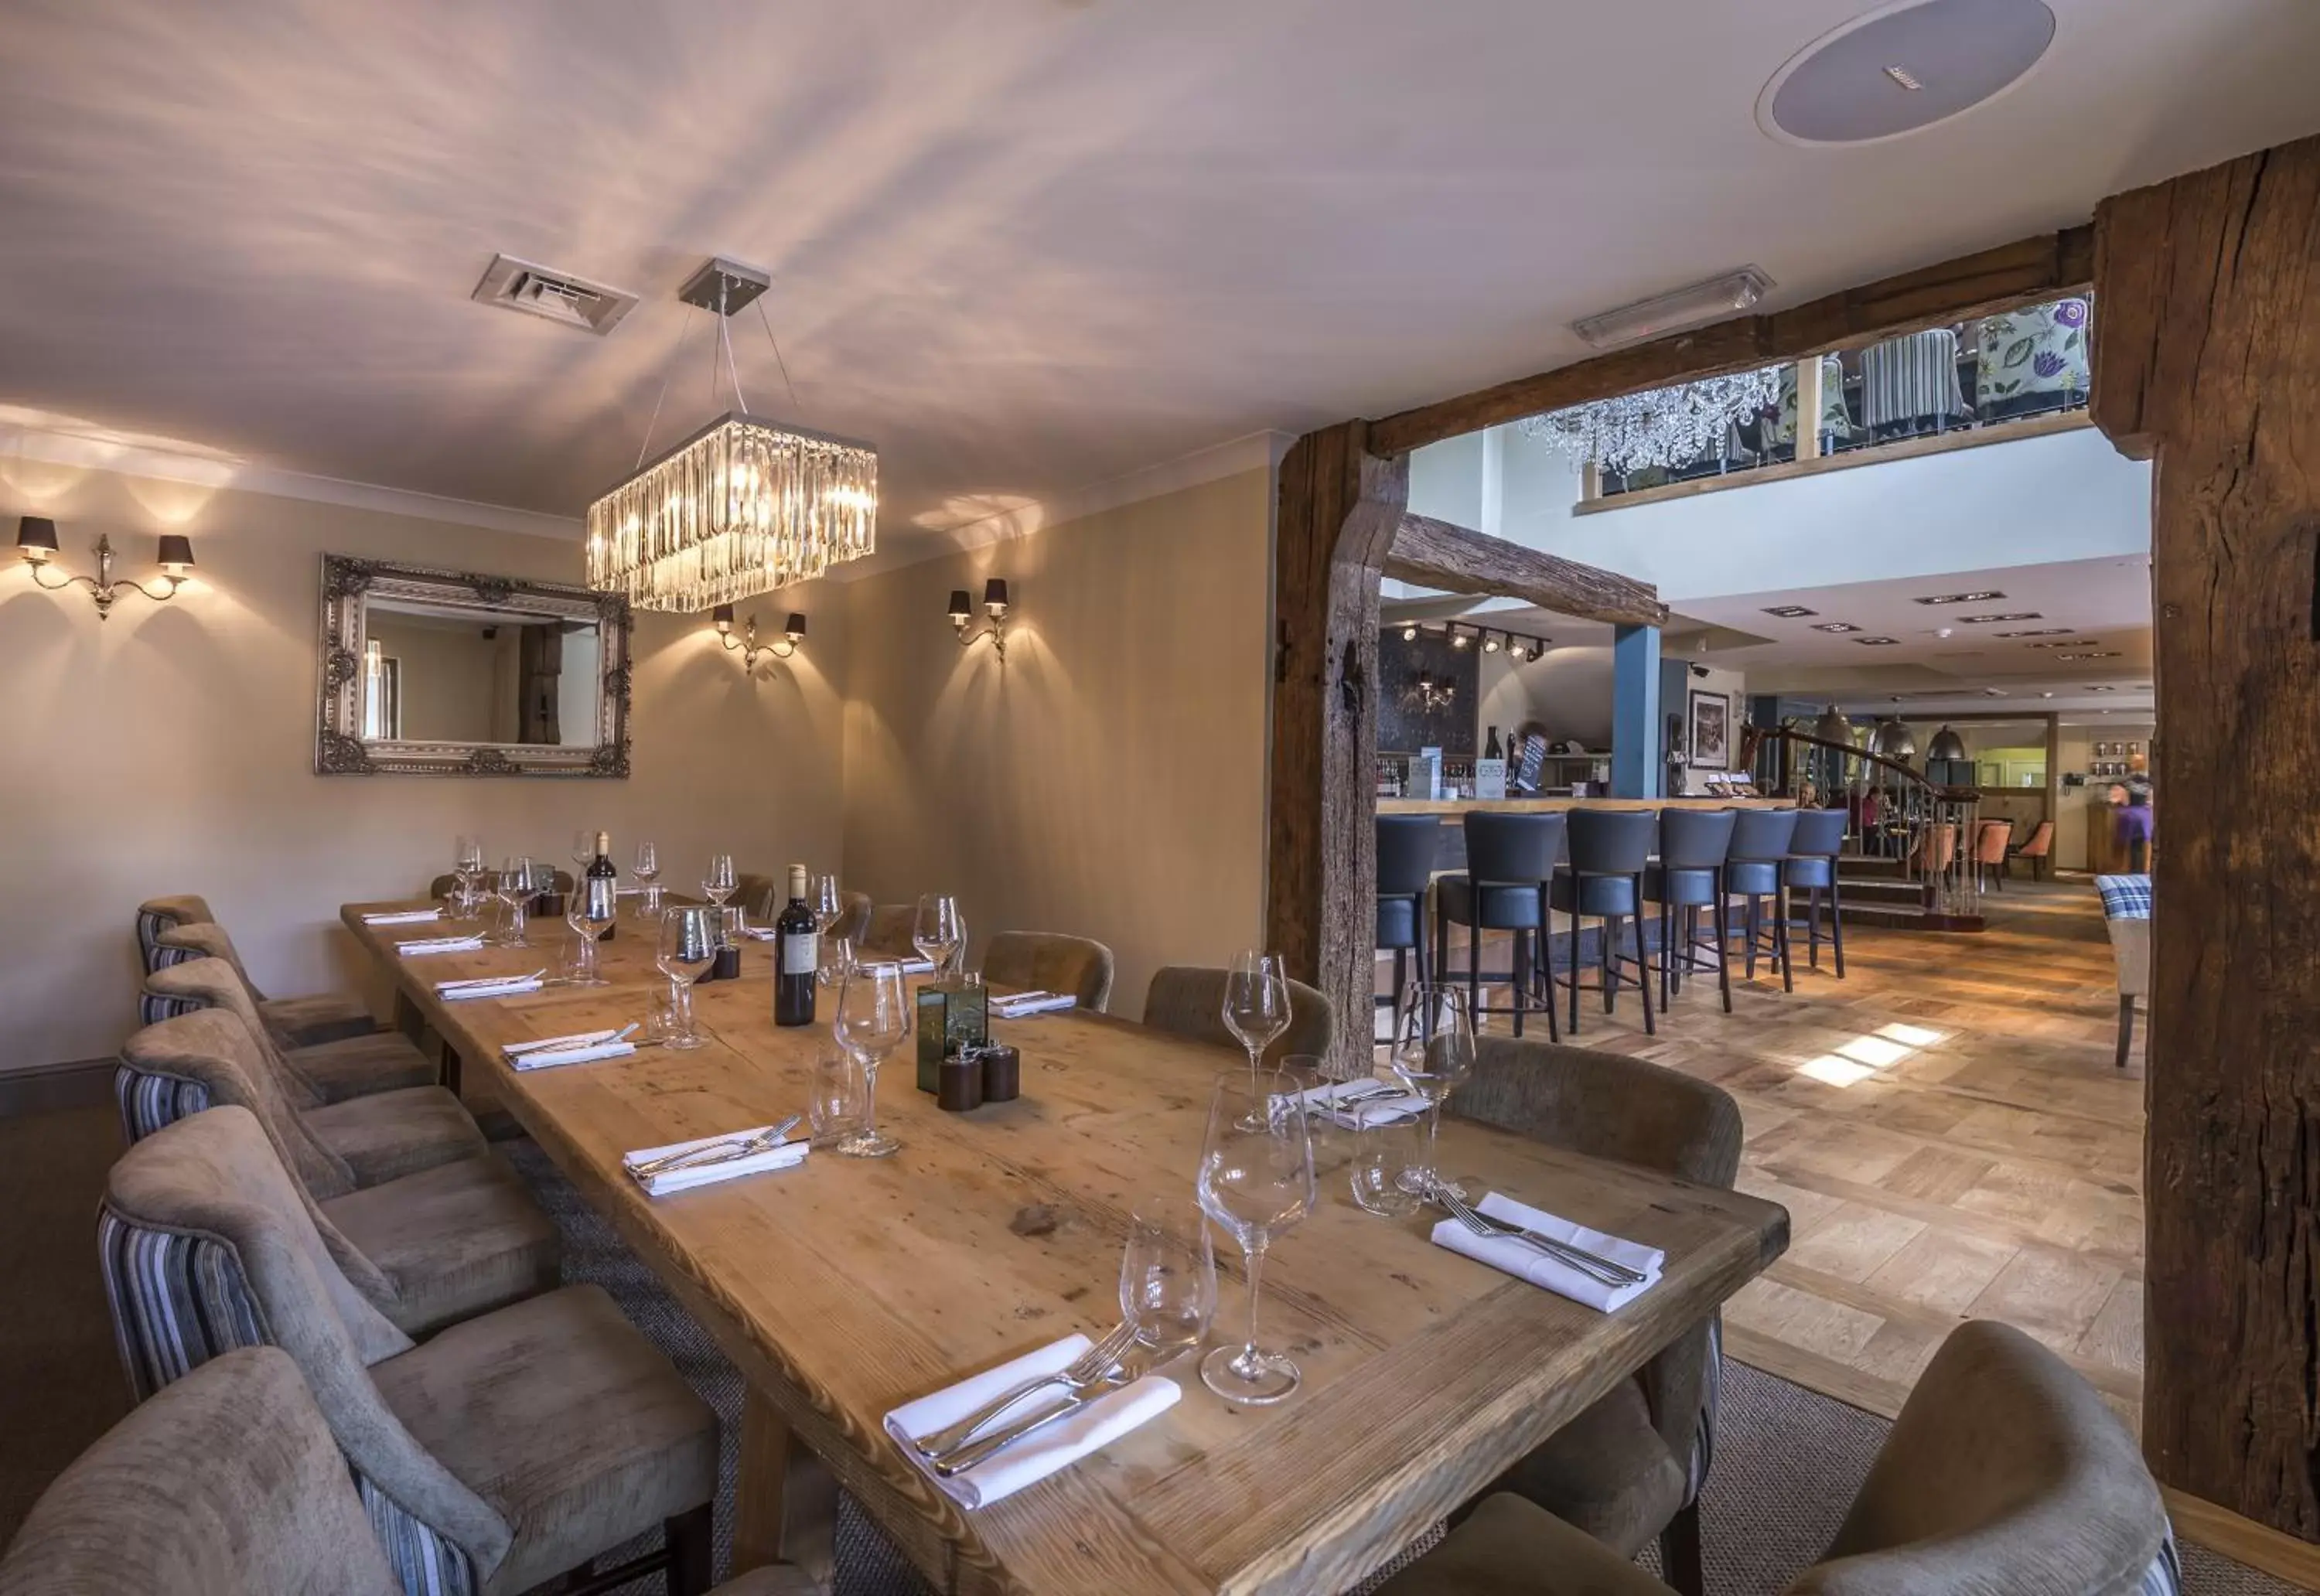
left=314, top=554, right=633, bottom=778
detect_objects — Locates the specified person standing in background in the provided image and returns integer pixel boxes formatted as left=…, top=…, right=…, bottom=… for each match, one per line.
left=2117, top=788, right=2155, bottom=874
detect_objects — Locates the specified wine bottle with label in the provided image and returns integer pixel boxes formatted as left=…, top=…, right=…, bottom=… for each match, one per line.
left=585, top=830, right=618, bottom=941
left=1483, top=725, right=1503, bottom=761
left=774, top=863, right=817, bottom=1026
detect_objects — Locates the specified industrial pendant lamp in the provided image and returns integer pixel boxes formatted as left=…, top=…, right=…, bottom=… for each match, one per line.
left=1926, top=725, right=1968, bottom=762
left=587, top=257, right=878, bottom=612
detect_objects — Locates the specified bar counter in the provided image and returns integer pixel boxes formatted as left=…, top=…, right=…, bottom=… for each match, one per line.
left=1378, top=796, right=1793, bottom=815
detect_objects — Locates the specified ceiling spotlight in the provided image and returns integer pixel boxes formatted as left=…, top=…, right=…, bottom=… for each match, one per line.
left=1934, top=626, right=1955, bottom=639
left=1483, top=632, right=1503, bottom=653
left=1998, top=627, right=2074, bottom=639
left=1912, top=591, right=2004, bottom=605
left=1960, top=612, right=2042, bottom=624
left=1813, top=622, right=1863, bottom=634
left=1762, top=604, right=1818, bottom=619
left=2039, top=691, right=2055, bottom=698
left=1854, top=636, right=1900, bottom=646
left=1450, top=626, right=1470, bottom=650
left=1401, top=623, right=1419, bottom=642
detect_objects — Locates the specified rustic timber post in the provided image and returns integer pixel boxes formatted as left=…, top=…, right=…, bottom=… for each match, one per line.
left=2090, top=135, right=2320, bottom=1540
left=1266, top=424, right=1409, bottom=1073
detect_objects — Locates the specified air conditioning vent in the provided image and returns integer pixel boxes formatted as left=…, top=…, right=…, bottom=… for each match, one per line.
left=471, top=254, right=639, bottom=336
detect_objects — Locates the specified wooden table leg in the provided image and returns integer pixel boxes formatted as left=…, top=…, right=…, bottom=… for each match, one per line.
left=732, top=1386, right=839, bottom=1591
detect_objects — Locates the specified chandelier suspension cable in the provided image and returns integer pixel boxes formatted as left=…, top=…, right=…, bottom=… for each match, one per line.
left=752, top=298, right=803, bottom=418
left=717, top=277, right=749, bottom=418
left=633, top=308, right=700, bottom=471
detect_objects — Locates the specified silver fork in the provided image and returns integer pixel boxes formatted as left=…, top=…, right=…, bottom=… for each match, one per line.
left=931, top=1345, right=1152, bottom=1478
left=1438, top=1188, right=1648, bottom=1288
left=630, top=1114, right=802, bottom=1178
left=912, top=1321, right=1136, bottom=1461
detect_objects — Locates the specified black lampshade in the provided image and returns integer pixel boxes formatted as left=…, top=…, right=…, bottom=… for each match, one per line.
left=1926, top=725, right=1968, bottom=762
left=783, top=612, right=807, bottom=639
left=982, top=578, right=1009, bottom=614
left=947, top=589, right=972, bottom=620
left=155, top=534, right=196, bottom=572
left=711, top=602, right=735, bottom=632
left=15, top=516, right=59, bottom=556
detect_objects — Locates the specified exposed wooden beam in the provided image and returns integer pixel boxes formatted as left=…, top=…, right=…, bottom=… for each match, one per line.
left=2088, top=133, right=2320, bottom=1539
left=1368, top=226, right=2094, bottom=458
left=1383, top=513, right=1668, bottom=628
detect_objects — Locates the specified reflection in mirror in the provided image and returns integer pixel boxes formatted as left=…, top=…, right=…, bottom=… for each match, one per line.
left=360, top=600, right=603, bottom=748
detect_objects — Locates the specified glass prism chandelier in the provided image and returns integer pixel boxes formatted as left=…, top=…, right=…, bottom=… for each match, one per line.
left=587, top=258, right=878, bottom=612
left=1517, top=368, right=1780, bottom=474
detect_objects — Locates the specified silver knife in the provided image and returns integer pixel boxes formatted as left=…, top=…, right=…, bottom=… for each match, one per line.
left=932, top=1390, right=1096, bottom=1477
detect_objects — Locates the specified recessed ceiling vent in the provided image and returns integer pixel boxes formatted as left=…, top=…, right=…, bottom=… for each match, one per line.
left=1758, top=0, right=2055, bottom=146
left=471, top=254, right=640, bottom=335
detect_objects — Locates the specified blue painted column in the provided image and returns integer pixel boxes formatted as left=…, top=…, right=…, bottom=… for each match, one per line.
left=1611, top=622, right=1662, bottom=798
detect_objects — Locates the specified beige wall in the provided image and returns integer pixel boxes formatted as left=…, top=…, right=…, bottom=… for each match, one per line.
left=839, top=469, right=1273, bottom=1021
left=0, top=461, right=847, bottom=1073
left=365, top=614, right=501, bottom=742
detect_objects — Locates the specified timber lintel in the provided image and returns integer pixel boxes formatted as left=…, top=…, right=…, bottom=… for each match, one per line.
left=1383, top=511, right=1669, bottom=629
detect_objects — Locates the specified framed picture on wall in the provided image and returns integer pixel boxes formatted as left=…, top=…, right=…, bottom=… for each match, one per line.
left=1688, top=689, right=1730, bottom=770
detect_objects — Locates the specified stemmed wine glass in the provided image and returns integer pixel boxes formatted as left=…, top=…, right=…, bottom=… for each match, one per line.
left=562, top=861, right=618, bottom=987
left=810, top=873, right=844, bottom=986
left=494, top=856, right=540, bottom=946
left=451, top=835, right=484, bottom=920
left=1221, top=950, right=1293, bottom=1120
left=569, top=830, right=594, bottom=878
left=1119, top=1198, right=1217, bottom=1360
left=913, top=894, right=965, bottom=977
left=834, top=962, right=910, bottom=1158
left=632, top=841, right=661, bottom=921
left=703, top=854, right=737, bottom=913
left=655, top=905, right=719, bottom=1051
left=1195, top=1069, right=1316, bottom=1405
left=1391, top=984, right=1477, bottom=1199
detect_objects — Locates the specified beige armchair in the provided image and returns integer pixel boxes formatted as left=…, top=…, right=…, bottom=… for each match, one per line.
left=145, top=911, right=380, bottom=1047
left=1141, top=966, right=1335, bottom=1062
left=985, top=930, right=1117, bottom=1011
left=144, top=952, right=434, bottom=1104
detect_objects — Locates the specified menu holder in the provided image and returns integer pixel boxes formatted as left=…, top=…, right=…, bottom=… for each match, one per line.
left=916, top=980, right=990, bottom=1093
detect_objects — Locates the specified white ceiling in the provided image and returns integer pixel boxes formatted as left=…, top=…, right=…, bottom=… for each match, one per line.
left=2, top=0, right=2315, bottom=568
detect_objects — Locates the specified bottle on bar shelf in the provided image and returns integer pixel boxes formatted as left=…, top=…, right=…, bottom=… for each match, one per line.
left=1483, top=725, right=1502, bottom=761
left=585, top=830, right=618, bottom=941
left=774, top=863, right=817, bottom=1027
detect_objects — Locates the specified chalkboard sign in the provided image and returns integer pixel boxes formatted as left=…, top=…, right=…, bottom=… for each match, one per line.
left=1377, top=628, right=1479, bottom=755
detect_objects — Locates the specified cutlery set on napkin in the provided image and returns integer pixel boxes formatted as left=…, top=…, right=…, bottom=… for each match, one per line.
left=502, top=1026, right=640, bottom=1070
left=435, top=970, right=544, bottom=1000
left=1292, top=1076, right=1431, bottom=1129
left=991, top=991, right=1077, bottom=1020
left=1431, top=1190, right=1663, bottom=1311
left=363, top=908, right=444, bottom=926
left=398, top=933, right=487, bottom=956
left=622, top=1116, right=806, bottom=1196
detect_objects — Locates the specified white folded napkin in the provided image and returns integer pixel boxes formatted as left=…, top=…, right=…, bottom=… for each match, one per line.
left=883, top=1335, right=1181, bottom=1510
left=1294, top=1077, right=1431, bottom=1127
left=364, top=908, right=443, bottom=925
left=1431, top=1191, right=1664, bottom=1312
left=993, top=993, right=1076, bottom=1019
left=398, top=935, right=486, bottom=956
left=622, top=1127, right=809, bottom=1197
left=506, top=1036, right=636, bottom=1070
left=892, top=957, right=937, bottom=974
left=503, top=1028, right=623, bottom=1057
left=436, top=976, right=543, bottom=1001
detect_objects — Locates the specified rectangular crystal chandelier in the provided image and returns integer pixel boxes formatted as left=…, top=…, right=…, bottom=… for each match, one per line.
left=587, top=411, right=878, bottom=612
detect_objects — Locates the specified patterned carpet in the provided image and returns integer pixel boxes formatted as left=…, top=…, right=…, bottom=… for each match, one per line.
left=506, top=1141, right=2299, bottom=1596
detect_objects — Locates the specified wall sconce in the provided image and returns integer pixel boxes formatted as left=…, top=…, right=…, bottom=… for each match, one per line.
left=15, top=517, right=195, bottom=620
left=948, top=577, right=1010, bottom=658
left=711, top=603, right=804, bottom=670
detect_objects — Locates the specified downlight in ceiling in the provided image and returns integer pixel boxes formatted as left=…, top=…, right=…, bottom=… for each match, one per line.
left=1757, top=0, right=2056, bottom=146
left=471, top=254, right=640, bottom=335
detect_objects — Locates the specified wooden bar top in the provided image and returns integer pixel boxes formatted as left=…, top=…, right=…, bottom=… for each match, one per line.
left=346, top=902, right=1785, bottom=1596
left=1377, top=796, right=1793, bottom=815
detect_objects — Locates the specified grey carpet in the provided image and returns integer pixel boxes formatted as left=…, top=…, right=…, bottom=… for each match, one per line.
left=505, top=1140, right=2301, bottom=1596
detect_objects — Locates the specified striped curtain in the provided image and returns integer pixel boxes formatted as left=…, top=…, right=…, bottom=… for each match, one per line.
left=1860, top=329, right=1969, bottom=431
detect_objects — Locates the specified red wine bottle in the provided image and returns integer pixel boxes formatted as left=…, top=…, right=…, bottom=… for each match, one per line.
left=585, top=830, right=617, bottom=941
left=773, top=863, right=817, bottom=1027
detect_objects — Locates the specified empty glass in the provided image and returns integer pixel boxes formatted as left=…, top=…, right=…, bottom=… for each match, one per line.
left=807, top=1049, right=867, bottom=1148
left=834, top=962, right=911, bottom=1158
left=1196, top=1069, right=1316, bottom=1406
left=561, top=863, right=618, bottom=987
left=1349, top=1112, right=1424, bottom=1218
left=703, top=854, right=737, bottom=909
left=632, top=841, right=661, bottom=920
left=1119, top=1199, right=1217, bottom=1360
left=655, top=905, right=719, bottom=1051
left=493, top=856, right=539, bottom=946
left=913, top=894, right=965, bottom=977
left=1222, top=950, right=1293, bottom=1120
left=1391, top=984, right=1477, bottom=1199
left=451, top=835, right=484, bottom=919
left=569, top=830, right=594, bottom=875
left=810, top=873, right=844, bottom=984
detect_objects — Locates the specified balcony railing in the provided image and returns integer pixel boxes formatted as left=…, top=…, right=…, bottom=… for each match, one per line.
left=1588, top=295, right=2093, bottom=501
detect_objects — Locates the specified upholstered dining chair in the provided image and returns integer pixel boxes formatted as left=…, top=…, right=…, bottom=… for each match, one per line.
left=1371, top=1321, right=2177, bottom=1596
left=831, top=890, right=873, bottom=948
left=101, top=1106, right=720, bottom=1595
left=0, top=1347, right=403, bottom=1595
left=116, top=1001, right=483, bottom=1190
left=1972, top=818, right=2015, bottom=892
left=859, top=902, right=919, bottom=957
left=2008, top=819, right=2055, bottom=882
left=1445, top=1036, right=1742, bottom=1596
left=2096, top=875, right=2151, bottom=1072
left=136, top=895, right=378, bottom=1045
left=144, top=953, right=435, bottom=1104
left=984, top=931, right=1117, bottom=1011
left=1141, top=966, right=1336, bottom=1064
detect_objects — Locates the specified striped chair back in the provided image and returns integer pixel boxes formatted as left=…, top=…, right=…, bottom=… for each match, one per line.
left=134, top=894, right=215, bottom=977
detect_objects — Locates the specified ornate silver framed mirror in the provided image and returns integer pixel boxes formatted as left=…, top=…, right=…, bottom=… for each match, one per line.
left=314, top=554, right=632, bottom=777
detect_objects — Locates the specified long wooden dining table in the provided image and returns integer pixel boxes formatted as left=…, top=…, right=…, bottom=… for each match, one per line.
left=344, top=900, right=1787, bottom=1596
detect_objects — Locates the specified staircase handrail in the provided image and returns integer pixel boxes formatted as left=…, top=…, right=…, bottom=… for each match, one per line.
left=1749, top=725, right=1980, bottom=801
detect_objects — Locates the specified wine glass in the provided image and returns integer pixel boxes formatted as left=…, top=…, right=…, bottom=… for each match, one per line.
left=451, top=835, right=484, bottom=920
left=807, top=1049, right=866, bottom=1148
left=810, top=873, right=844, bottom=985
left=913, top=893, right=965, bottom=977
left=1391, top=984, right=1476, bottom=1199
left=569, top=830, right=595, bottom=876
left=1119, top=1198, right=1216, bottom=1360
left=494, top=856, right=537, bottom=946
left=655, top=905, right=719, bottom=1050
left=1221, top=950, right=1293, bottom=1120
left=834, top=962, right=911, bottom=1158
left=703, top=854, right=737, bottom=910
left=1196, top=1069, right=1316, bottom=1405
left=632, top=841, right=661, bottom=920
left=564, top=864, right=618, bottom=987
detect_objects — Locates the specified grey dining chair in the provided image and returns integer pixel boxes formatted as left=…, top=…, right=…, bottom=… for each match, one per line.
left=143, top=950, right=436, bottom=1103
left=0, top=1347, right=404, bottom=1595
left=1446, top=1036, right=1742, bottom=1595
left=135, top=895, right=378, bottom=1045
left=984, top=930, right=1117, bottom=1011
left=1141, top=966, right=1335, bottom=1063
left=859, top=902, right=919, bottom=957
left=1373, top=1321, right=2178, bottom=1596
left=100, top=1107, right=720, bottom=1595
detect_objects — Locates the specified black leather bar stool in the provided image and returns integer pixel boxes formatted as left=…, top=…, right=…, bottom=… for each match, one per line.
left=1783, top=807, right=1851, bottom=978
left=1646, top=807, right=1738, bottom=1013
left=1551, top=807, right=1658, bottom=1037
left=1725, top=808, right=1800, bottom=992
left=1377, top=814, right=1444, bottom=1033
left=1435, top=812, right=1564, bottom=1042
